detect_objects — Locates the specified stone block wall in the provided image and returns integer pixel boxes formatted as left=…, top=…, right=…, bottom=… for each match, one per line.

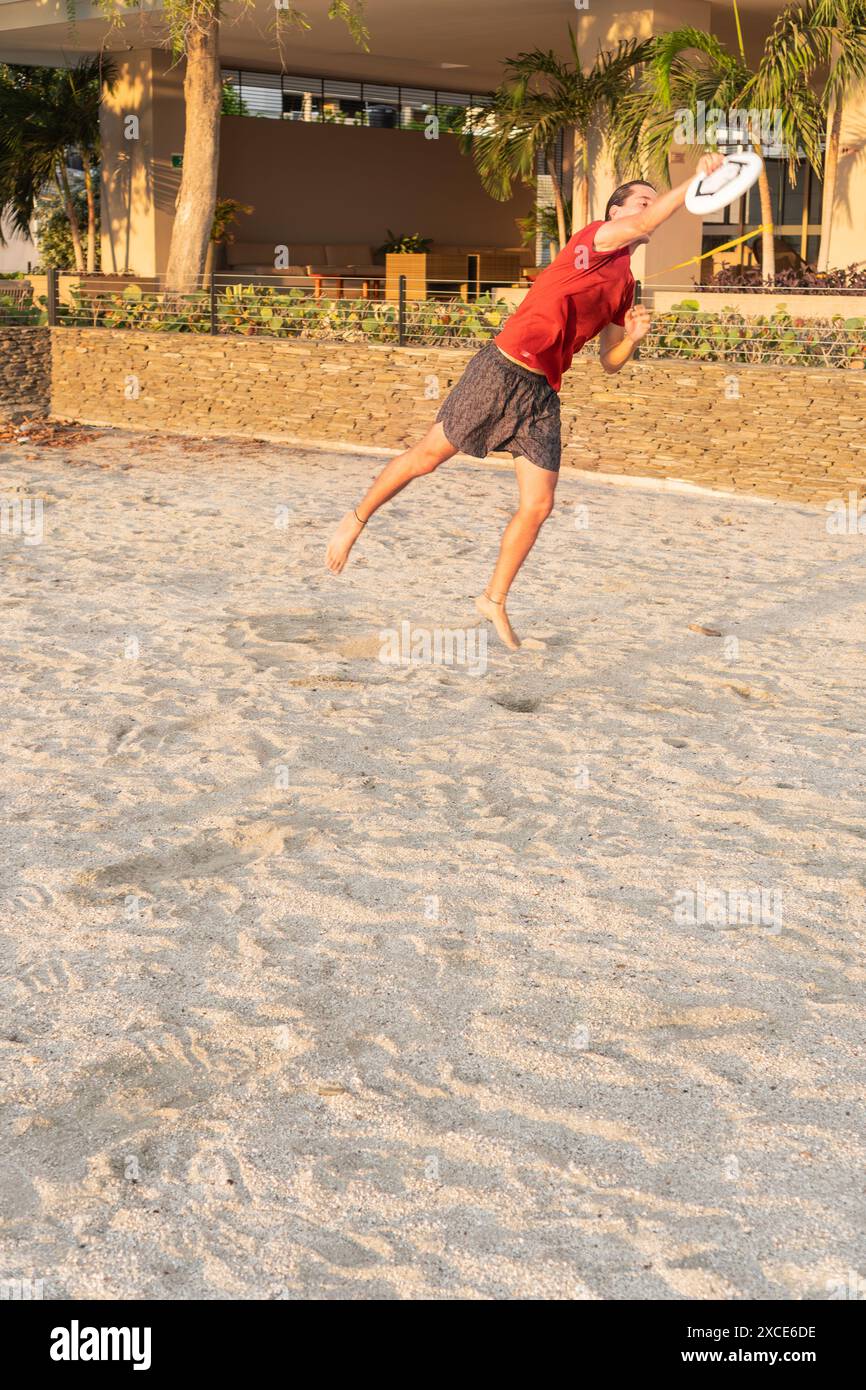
left=0, top=327, right=51, bottom=419
left=15, top=327, right=863, bottom=504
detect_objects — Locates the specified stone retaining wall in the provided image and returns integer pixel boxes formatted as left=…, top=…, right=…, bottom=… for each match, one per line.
left=0, top=327, right=51, bottom=420
left=13, top=328, right=866, bottom=503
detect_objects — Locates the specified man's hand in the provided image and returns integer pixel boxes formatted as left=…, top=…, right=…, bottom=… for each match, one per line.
left=595, top=153, right=728, bottom=255
left=624, top=304, right=651, bottom=343
left=696, top=151, right=726, bottom=178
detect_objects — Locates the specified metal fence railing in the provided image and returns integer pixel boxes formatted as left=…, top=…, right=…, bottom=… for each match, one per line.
left=0, top=270, right=520, bottom=347
left=1, top=270, right=864, bottom=369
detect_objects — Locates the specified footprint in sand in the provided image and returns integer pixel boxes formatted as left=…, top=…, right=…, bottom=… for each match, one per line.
left=75, top=820, right=292, bottom=893
left=491, top=694, right=541, bottom=713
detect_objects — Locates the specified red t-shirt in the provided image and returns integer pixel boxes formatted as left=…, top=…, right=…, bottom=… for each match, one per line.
left=494, top=221, right=635, bottom=391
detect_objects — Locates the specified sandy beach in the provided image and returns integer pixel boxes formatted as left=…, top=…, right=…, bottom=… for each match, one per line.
left=1, top=425, right=864, bottom=1300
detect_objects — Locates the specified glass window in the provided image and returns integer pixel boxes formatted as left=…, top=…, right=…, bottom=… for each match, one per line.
left=781, top=169, right=806, bottom=225
left=400, top=88, right=437, bottom=131
left=282, top=74, right=322, bottom=122
left=436, top=89, right=471, bottom=135
left=323, top=78, right=364, bottom=125
left=364, top=83, right=400, bottom=129
left=219, top=68, right=492, bottom=139
left=776, top=234, right=807, bottom=268
left=464, top=95, right=493, bottom=137
left=237, top=70, right=283, bottom=119
left=221, top=71, right=247, bottom=116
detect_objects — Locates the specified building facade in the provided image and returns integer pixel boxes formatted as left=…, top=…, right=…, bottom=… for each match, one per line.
left=0, top=0, right=863, bottom=281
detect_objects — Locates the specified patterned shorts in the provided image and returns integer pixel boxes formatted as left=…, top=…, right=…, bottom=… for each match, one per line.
left=436, top=342, right=562, bottom=473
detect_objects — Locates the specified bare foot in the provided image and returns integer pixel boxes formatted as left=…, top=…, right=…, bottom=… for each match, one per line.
left=326, top=510, right=365, bottom=574
left=475, top=593, right=521, bottom=650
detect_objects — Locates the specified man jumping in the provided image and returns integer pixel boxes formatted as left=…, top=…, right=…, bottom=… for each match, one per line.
left=326, top=154, right=724, bottom=650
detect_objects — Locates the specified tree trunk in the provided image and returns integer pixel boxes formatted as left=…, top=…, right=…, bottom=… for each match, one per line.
left=164, top=14, right=222, bottom=293
left=56, top=165, right=85, bottom=273
left=547, top=152, right=567, bottom=252
left=571, top=128, right=589, bottom=233
left=817, top=100, right=842, bottom=272
left=83, top=163, right=97, bottom=274
left=756, top=167, right=775, bottom=282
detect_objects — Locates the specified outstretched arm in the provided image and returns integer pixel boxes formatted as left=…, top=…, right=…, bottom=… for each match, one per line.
left=598, top=305, right=652, bottom=374
left=594, top=153, right=725, bottom=254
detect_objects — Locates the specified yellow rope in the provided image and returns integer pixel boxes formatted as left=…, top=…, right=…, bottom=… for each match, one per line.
left=644, top=224, right=768, bottom=281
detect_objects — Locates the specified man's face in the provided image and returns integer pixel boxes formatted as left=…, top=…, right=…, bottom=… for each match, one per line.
left=609, top=184, right=657, bottom=249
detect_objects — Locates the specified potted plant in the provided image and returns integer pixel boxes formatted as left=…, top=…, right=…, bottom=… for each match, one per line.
left=206, top=198, right=253, bottom=286
left=376, top=230, right=433, bottom=256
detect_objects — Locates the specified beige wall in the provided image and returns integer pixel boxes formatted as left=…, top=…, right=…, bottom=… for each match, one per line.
left=217, top=115, right=532, bottom=252
left=100, top=49, right=185, bottom=277
left=651, top=289, right=866, bottom=318
left=827, top=89, right=866, bottom=271
left=0, top=213, right=36, bottom=273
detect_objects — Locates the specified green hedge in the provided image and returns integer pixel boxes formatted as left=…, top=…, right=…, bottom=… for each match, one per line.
left=57, top=282, right=510, bottom=343
left=3, top=283, right=864, bottom=370
left=645, top=298, right=866, bottom=370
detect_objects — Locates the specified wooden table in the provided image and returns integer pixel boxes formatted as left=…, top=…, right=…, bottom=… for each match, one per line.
left=310, top=272, right=385, bottom=301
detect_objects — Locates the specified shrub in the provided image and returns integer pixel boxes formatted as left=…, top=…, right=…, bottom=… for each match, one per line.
left=376, top=230, right=432, bottom=255
left=703, top=263, right=866, bottom=293
left=58, top=282, right=509, bottom=343
left=45, top=283, right=866, bottom=370
left=32, top=183, right=93, bottom=271
left=645, top=299, right=866, bottom=369
left=0, top=286, right=42, bottom=324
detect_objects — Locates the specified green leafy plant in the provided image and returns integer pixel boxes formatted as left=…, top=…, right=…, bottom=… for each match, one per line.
left=609, top=2, right=828, bottom=280
left=220, top=80, right=249, bottom=117
left=0, top=58, right=115, bottom=274
left=47, top=278, right=865, bottom=370
left=757, top=0, right=866, bottom=271
left=32, top=183, right=90, bottom=270
left=54, top=280, right=511, bottom=344
left=516, top=200, right=573, bottom=256
left=467, top=30, right=652, bottom=248
left=706, top=261, right=866, bottom=290
left=376, top=230, right=432, bottom=255
left=210, top=198, right=253, bottom=245
left=643, top=298, right=866, bottom=368
left=0, top=283, right=41, bottom=324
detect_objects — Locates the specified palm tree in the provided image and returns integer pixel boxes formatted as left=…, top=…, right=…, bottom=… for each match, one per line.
left=161, top=1, right=368, bottom=294
left=756, top=0, right=866, bottom=271
left=0, top=58, right=115, bottom=273
left=467, top=29, right=653, bottom=250
left=54, top=2, right=367, bottom=291
left=467, top=87, right=570, bottom=249
left=611, top=28, right=785, bottom=276
left=610, top=6, right=826, bottom=280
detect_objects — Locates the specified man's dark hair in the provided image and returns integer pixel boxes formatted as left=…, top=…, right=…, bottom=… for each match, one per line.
left=605, top=181, right=656, bottom=219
